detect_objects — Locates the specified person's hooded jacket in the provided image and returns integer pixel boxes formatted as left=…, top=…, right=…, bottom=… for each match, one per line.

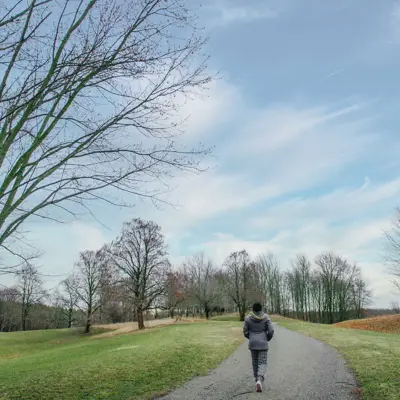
left=243, top=311, right=274, bottom=351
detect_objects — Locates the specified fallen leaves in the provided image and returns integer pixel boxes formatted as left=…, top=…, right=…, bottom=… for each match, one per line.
left=334, top=314, right=400, bottom=334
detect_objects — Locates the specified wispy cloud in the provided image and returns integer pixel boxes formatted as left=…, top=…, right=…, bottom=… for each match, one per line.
left=209, top=2, right=277, bottom=27
left=390, top=2, right=400, bottom=43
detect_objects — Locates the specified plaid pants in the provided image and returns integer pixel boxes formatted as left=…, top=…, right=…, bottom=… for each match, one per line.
left=251, top=350, right=268, bottom=382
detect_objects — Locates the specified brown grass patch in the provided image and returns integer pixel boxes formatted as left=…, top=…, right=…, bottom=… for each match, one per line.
left=93, top=318, right=175, bottom=338
left=334, top=314, right=400, bottom=334
left=93, top=317, right=203, bottom=338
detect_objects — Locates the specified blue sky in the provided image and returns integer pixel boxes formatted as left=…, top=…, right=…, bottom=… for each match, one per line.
left=6, top=0, right=400, bottom=307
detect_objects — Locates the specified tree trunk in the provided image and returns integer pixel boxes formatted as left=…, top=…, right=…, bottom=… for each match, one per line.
left=21, top=307, right=27, bottom=331
left=137, top=308, right=145, bottom=330
left=239, top=305, right=246, bottom=321
left=84, top=308, right=92, bottom=334
left=68, top=309, right=73, bottom=328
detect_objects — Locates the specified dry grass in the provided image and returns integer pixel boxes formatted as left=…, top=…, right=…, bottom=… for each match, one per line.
left=93, top=317, right=203, bottom=338
left=334, top=314, right=400, bottom=334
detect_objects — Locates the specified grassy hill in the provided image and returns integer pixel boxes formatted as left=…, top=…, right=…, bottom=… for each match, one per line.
left=0, top=321, right=243, bottom=400
left=334, top=314, right=400, bottom=334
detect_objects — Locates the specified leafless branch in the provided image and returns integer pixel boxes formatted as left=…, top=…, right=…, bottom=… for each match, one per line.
left=0, top=0, right=212, bottom=270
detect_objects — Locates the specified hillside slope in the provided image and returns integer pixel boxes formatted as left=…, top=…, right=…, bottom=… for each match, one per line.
left=334, top=314, right=400, bottom=334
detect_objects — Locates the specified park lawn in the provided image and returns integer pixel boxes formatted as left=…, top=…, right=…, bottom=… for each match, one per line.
left=0, top=327, right=110, bottom=360
left=0, top=322, right=243, bottom=400
left=276, top=318, right=400, bottom=400
left=211, top=313, right=241, bottom=322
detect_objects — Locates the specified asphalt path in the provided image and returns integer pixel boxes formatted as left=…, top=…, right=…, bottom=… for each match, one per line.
left=160, top=324, right=359, bottom=400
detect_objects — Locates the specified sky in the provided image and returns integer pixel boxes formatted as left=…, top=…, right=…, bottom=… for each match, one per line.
left=3, top=0, right=400, bottom=308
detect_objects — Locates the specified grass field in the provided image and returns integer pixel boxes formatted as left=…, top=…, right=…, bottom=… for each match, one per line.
left=0, top=321, right=243, bottom=400
left=275, top=317, right=400, bottom=400
left=211, top=313, right=241, bottom=322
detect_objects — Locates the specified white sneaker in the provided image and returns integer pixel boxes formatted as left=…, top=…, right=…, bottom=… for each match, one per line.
left=256, top=380, right=262, bottom=392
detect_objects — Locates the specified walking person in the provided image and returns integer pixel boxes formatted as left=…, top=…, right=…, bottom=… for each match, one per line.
left=243, top=302, right=274, bottom=393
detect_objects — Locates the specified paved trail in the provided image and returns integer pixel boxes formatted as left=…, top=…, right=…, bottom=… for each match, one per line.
left=161, top=325, right=359, bottom=400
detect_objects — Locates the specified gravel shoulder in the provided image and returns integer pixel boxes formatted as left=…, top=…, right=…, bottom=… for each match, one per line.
left=160, top=324, right=359, bottom=400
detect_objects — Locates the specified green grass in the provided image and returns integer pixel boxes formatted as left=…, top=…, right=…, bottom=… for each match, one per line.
left=211, top=313, right=241, bottom=322
left=0, top=327, right=109, bottom=360
left=276, top=318, right=400, bottom=400
left=0, top=322, right=243, bottom=400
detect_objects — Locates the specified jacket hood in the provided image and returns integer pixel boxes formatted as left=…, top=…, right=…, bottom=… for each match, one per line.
left=249, top=311, right=267, bottom=321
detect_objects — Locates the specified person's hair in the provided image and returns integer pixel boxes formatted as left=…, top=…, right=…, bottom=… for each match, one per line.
left=252, top=302, right=262, bottom=313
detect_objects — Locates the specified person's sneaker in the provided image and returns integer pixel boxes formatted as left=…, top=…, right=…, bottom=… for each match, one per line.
left=256, top=380, right=262, bottom=392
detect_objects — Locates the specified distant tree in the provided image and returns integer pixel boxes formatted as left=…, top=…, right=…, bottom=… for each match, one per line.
left=391, top=301, right=400, bottom=314
left=16, top=264, right=45, bottom=331
left=109, top=218, right=169, bottom=330
left=224, top=250, right=253, bottom=321
left=74, top=249, right=109, bottom=334
left=183, top=252, right=220, bottom=319
left=315, top=252, right=360, bottom=323
left=351, top=266, right=373, bottom=319
left=0, top=285, right=19, bottom=331
left=255, top=252, right=282, bottom=314
left=163, top=271, right=186, bottom=319
left=292, top=254, right=312, bottom=321
left=55, top=276, right=80, bottom=328
left=384, top=207, right=400, bottom=294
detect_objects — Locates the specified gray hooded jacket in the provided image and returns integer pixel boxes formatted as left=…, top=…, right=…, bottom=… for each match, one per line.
left=243, top=311, right=274, bottom=351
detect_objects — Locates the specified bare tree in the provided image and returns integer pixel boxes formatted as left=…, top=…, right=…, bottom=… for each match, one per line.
left=74, top=249, right=109, bottom=333
left=224, top=250, right=254, bottom=321
left=391, top=301, right=400, bottom=314
left=0, top=0, right=211, bottom=269
left=351, top=266, right=373, bottom=319
left=384, top=207, right=400, bottom=294
left=315, top=252, right=358, bottom=323
left=183, top=252, right=220, bottom=319
left=0, top=285, right=20, bottom=331
left=255, top=252, right=282, bottom=314
left=55, top=275, right=79, bottom=328
left=109, top=218, right=169, bottom=330
left=16, top=263, right=45, bottom=331
left=163, top=271, right=186, bottom=319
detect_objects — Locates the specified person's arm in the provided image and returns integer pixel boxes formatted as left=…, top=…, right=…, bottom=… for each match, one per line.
left=243, top=317, right=250, bottom=339
left=265, top=315, right=274, bottom=341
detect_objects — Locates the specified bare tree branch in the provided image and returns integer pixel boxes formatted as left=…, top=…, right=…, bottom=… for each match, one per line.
left=0, top=0, right=212, bottom=270
left=383, top=207, right=400, bottom=296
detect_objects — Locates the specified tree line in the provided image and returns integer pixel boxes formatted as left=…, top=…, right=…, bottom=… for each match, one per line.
left=0, top=218, right=374, bottom=333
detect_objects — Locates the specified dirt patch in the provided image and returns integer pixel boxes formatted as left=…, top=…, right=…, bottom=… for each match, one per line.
left=92, top=317, right=203, bottom=339
left=93, top=319, right=175, bottom=338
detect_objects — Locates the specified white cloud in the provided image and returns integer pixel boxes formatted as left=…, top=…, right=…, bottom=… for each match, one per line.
left=137, top=171, right=280, bottom=237
left=138, top=98, right=378, bottom=237
left=178, top=80, right=241, bottom=139
left=1, top=222, right=113, bottom=290
left=251, top=178, right=400, bottom=230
